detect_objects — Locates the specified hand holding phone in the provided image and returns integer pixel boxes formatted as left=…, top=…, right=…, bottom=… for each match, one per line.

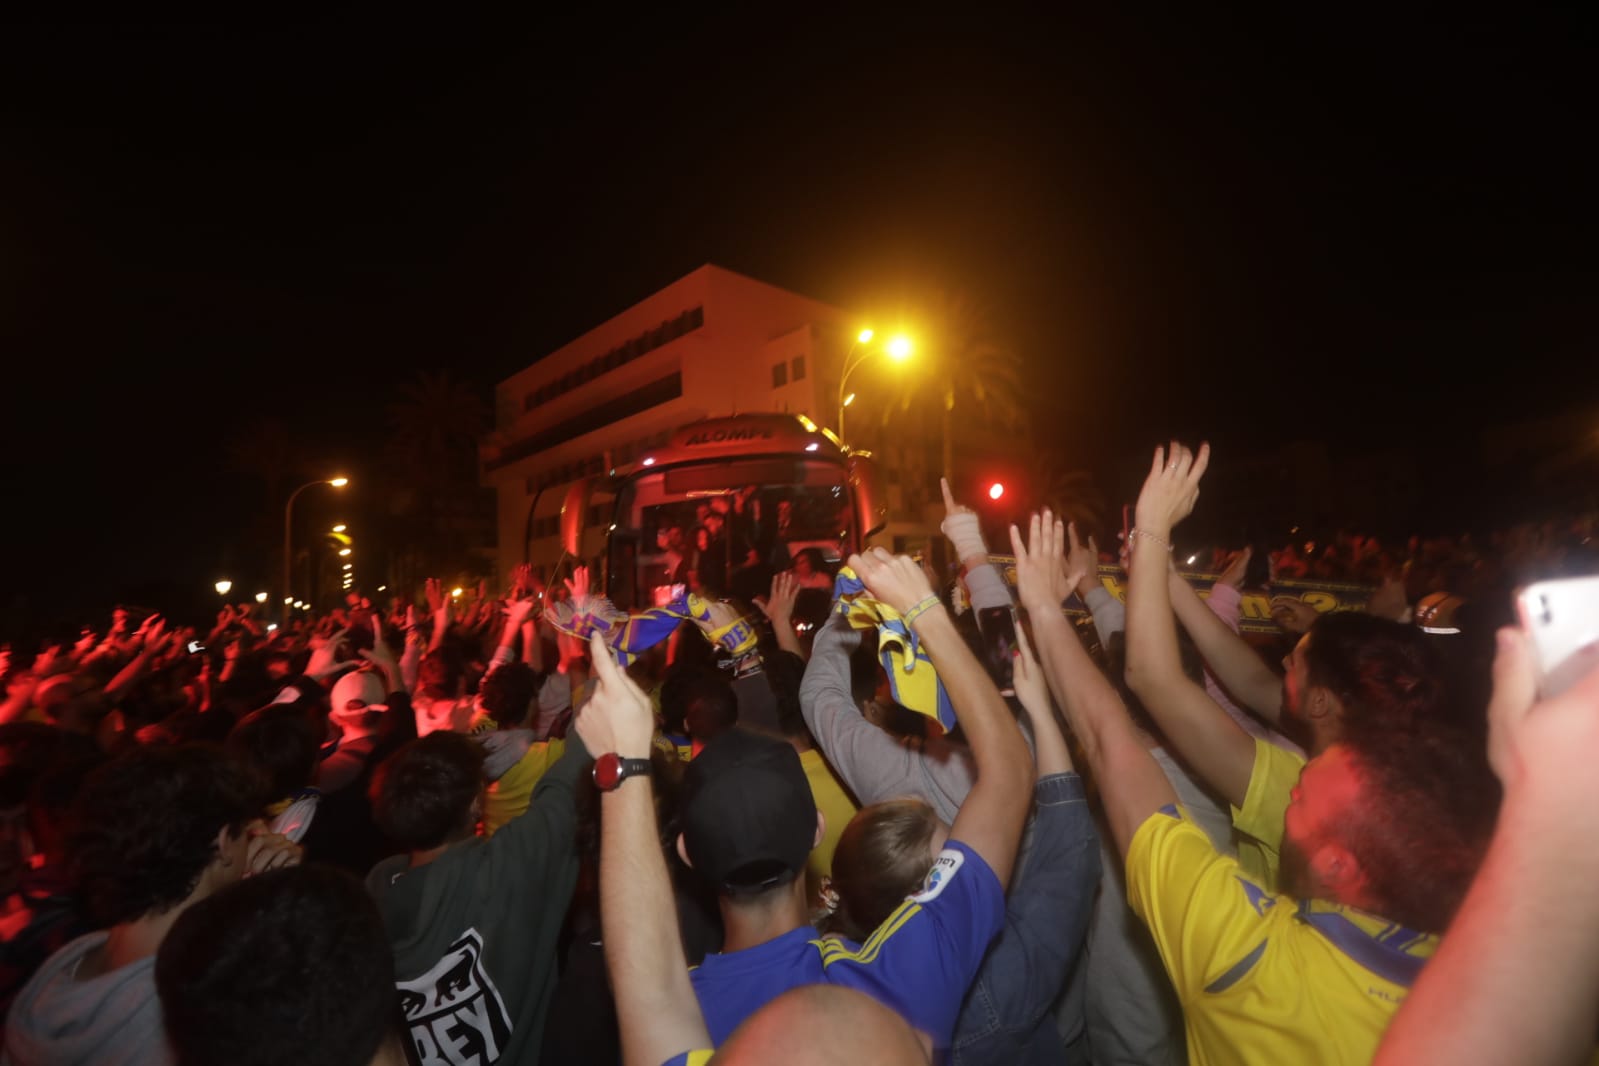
left=977, top=605, right=1019, bottom=698
left=1515, top=576, right=1599, bottom=698
left=187, top=640, right=206, bottom=655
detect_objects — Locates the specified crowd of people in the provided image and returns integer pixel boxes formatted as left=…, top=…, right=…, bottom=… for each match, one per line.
left=0, top=444, right=1596, bottom=1066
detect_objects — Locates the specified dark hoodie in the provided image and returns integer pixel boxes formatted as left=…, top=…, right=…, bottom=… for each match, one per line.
left=367, top=736, right=590, bottom=1066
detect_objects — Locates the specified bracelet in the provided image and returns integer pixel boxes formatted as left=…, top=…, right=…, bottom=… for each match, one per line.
left=1129, top=528, right=1172, bottom=552
left=901, top=594, right=943, bottom=628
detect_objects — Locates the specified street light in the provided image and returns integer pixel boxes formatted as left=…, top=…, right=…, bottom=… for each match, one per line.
left=283, top=476, right=349, bottom=622
left=215, top=579, right=232, bottom=596
left=837, top=330, right=913, bottom=445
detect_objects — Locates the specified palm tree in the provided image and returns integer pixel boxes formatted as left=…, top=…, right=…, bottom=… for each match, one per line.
left=1029, top=447, right=1110, bottom=542
left=876, top=288, right=1029, bottom=492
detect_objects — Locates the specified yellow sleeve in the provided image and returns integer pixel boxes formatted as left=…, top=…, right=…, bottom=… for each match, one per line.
left=1126, top=805, right=1286, bottom=1000
left=1229, top=738, right=1306, bottom=866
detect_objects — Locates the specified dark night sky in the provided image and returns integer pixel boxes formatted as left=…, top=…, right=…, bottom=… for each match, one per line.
left=2, top=13, right=1596, bottom=632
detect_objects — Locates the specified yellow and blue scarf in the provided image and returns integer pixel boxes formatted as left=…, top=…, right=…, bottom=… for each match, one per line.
left=832, top=568, right=956, bottom=734
left=545, top=591, right=759, bottom=667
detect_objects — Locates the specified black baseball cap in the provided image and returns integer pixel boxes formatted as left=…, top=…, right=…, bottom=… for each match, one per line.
left=679, top=728, right=817, bottom=894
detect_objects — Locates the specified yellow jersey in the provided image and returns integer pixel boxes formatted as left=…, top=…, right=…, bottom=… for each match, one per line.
left=1128, top=804, right=1434, bottom=1066
left=483, top=738, right=566, bottom=836
left=798, top=747, right=858, bottom=890
left=1230, top=737, right=1307, bottom=890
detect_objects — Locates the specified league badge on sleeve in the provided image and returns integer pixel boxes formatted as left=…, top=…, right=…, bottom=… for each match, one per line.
left=911, top=848, right=965, bottom=903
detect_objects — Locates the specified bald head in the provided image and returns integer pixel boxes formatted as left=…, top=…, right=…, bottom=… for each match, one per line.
left=713, top=984, right=928, bottom=1065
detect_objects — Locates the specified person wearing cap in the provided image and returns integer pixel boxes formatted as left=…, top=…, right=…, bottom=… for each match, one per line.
left=681, top=549, right=1035, bottom=1053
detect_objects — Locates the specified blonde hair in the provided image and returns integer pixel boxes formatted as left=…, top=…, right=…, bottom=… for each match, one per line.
left=830, top=799, right=942, bottom=940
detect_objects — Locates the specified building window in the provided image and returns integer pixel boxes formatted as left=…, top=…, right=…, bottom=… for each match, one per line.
left=772, top=362, right=788, bottom=388
left=791, top=355, right=805, bottom=381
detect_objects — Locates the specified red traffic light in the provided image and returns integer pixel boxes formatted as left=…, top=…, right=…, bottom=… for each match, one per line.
left=987, top=482, right=1005, bottom=501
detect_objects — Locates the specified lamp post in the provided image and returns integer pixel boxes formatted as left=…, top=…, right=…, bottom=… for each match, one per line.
left=836, top=330, right=912, bottom=445
left=283, top=477, right=348, bottom=623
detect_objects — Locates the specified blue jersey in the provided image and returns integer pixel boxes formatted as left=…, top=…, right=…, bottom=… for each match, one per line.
left=689, top=840, right=1004, bottom=1048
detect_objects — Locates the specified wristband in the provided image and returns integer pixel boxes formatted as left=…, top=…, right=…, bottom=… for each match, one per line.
left=1129, top=528, right=1172, bottom=552
left=901, top=594, right=943, bottom=628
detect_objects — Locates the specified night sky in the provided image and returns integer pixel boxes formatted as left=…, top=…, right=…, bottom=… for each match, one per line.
left=2, top=13, right=1595, bottom=634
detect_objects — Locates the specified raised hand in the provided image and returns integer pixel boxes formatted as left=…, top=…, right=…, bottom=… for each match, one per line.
left=847, top=547, right=937, bottom=619
left=1366, top=575, right=1410, bottom=622
left=425, top=578, right=446, bottom=616
left=1269, top=595, right=1320, bottom=635
left=1133, top=441, right=1211, bottom=541
left=505, top=594, right=538, bottom=629
left=575, top=632, right=656, bottom=758
left=1010, top=616, right=1050, bottom=719
left=755, top=570, right=799, bottom=627
left=565, top=565, right=593, bottom=611
left=1062, top=521, right=1093, bottom=596
left=510, top=563, right=533, bottom=601
left=1487, top=624, right=1599, bottom=794
left=243, top=822, right=304, bottom=878
left=1217, top=547, right=1252, bottom=590
left=1008, top=510, right=1073, bottom=614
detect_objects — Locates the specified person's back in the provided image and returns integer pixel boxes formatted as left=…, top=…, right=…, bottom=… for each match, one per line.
left=681, top=729, right=1008, bottom=1050
left=3, top=744, right=277, bottom=1066
left=366, top=728, right=591, bottom=1065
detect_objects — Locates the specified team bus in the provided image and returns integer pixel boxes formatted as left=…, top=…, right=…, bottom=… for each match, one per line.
left=554, top=413, right=888, bottom=612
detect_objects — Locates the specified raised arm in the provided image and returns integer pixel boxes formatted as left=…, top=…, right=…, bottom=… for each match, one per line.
left=1166, top=562, right=1284, bottom=722
left=1011, top=618, right=1072, bottom=777
left=1122, top=443, right=1255, bottom=809
left=940, top=477, right=1013, bottom=620
left=755, top=570, right=807, bottom=661
left=1013, top=513, right=1175, bottom=856
left=849, top=549, right=1034, bottom=887
left=577, top=633, right=711, bottom=1066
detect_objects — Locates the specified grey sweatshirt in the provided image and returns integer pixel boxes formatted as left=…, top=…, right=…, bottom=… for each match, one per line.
left=2, top=932, right=171, bottom=1066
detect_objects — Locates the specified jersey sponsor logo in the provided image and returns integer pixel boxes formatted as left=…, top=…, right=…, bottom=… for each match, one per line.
left=910, top=848, right=964, bottom=903
left=398, top=928, right=513, bottom=1066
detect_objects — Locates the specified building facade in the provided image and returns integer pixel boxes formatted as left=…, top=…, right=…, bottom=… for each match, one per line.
left=481, top=264, right=939, bottom=581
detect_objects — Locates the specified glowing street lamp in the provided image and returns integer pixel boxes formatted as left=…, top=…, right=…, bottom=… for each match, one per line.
left=215, top=579, right=233, bottom=596
left=837, top=329, right=913, bottom=444
left=284, top=477, right=349, bottom=623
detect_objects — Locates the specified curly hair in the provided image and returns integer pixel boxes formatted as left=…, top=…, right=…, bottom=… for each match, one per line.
left=369, top=732, right=484, bottom=850
left=156, top=864, right=400, bottom=1066
left=67, top=744, right=264, bottom=927
left=1304, top=612, right=1450, bottom=742
left=1340, top=725, right=1501, bottom=933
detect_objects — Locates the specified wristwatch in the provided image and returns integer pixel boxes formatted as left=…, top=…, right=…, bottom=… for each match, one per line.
left=592, top=752, right=652, bottom=792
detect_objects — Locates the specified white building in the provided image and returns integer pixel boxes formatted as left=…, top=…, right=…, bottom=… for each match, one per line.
left=481, top=264, right=939, bottom=580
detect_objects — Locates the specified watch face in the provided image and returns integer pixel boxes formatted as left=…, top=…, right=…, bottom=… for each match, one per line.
left=593, top=752, right=622, bottom=791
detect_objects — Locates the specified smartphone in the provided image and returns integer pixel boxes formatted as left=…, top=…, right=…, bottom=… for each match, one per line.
left=186, top=640, right=205, bottom=655
left=977, top=605, right=1018, bottom=698
left=1244, top=542, right=1273, bottom=589
left=1515, top=576, right=1599, bottom=698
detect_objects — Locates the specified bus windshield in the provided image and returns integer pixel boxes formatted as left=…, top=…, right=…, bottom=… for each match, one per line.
left=606, top=457, right=853, bottom=609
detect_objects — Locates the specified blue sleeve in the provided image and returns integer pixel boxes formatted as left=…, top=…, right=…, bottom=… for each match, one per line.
left=968, top=773, right=1101, bottom=1041
left=813, top=840, right=1004, bottom=1047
